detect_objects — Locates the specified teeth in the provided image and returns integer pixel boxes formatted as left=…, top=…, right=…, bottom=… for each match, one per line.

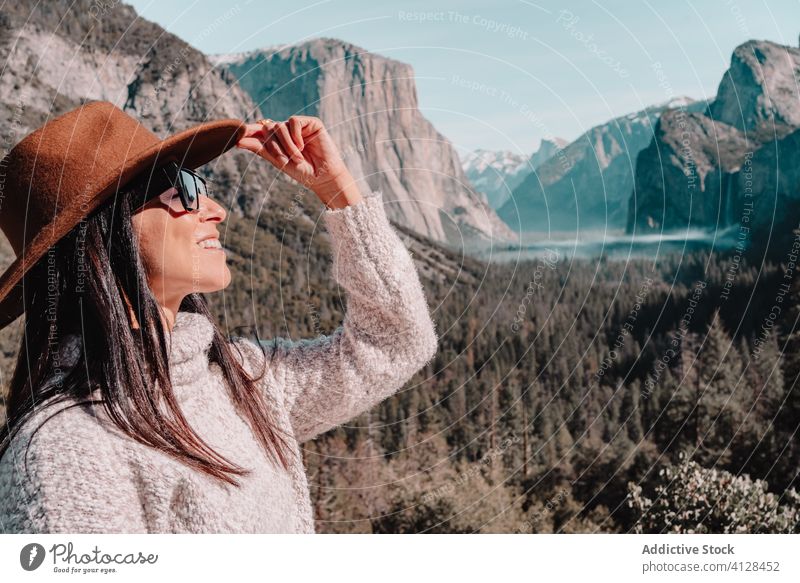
left=198, top=239, right=222, bottom=250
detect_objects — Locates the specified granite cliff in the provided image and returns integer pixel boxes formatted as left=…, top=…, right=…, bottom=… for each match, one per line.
left=212, top=39, right=514, bottom=248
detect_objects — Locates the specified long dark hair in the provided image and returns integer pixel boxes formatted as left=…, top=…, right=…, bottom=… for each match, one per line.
left=0, top=169, right=294, bottom=485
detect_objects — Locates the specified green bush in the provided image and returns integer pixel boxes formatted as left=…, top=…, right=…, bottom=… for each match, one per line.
left=627, top=452, right=800, bottom=533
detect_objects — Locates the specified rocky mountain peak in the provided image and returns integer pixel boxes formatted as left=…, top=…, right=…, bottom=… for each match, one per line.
left=214, top=38, right=513, bottom=248
left=709, top=39, right=800, bottom=140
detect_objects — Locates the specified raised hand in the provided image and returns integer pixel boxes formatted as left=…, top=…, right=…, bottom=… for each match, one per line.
left=236, top=116, right=356, bottom=200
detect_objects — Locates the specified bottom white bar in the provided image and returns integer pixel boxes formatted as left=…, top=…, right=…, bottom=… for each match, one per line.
left=1, top=534, right=797, bottom=582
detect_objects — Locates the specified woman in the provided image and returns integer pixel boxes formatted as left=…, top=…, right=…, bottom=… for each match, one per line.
left=0, top=101, right=437, bottom=533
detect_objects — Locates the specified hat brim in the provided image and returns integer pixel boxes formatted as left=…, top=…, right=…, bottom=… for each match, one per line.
left=0, top=117, right=247, bottom=331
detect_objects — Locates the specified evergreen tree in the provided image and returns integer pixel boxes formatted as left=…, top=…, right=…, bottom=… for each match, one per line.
left=692, top=309, right=746, bottom=466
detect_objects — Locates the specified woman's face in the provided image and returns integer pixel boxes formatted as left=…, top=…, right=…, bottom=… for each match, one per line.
left=131, top=183, right=231, bottom=311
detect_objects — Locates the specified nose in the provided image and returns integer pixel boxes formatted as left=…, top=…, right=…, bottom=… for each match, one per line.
left=200, top=194, right=226, bottom=222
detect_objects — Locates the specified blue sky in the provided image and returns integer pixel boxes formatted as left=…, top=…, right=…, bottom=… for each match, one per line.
left=128, top=0, right=800, bottom=157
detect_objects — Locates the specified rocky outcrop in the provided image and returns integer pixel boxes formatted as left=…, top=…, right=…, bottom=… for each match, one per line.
left=498, top=97, right=700, bottom=233
left=626, top=40, right=800, bottom=236
left=211, top=39, right=514, bottom=248
left=708, top=40, right=800, bottom=141
left=626, top=109, right=750, bottom=233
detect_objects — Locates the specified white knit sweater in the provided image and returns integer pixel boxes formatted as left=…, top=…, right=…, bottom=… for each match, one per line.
left=0, top=189, right=438, bottom=533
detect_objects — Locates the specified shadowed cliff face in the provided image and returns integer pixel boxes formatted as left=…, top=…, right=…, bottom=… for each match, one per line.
left=626, top=109, right=751, bottom=235
left=627, top=39, right=800, bottom=241
left=211, top=38, right=515, bottom=250
left=497, top=97, right=702, bottom=234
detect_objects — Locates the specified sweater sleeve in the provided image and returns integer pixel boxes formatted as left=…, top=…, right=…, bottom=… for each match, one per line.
left=234, top=189, right=438, bottom=444
left=0, top=401, right=149, bottom=534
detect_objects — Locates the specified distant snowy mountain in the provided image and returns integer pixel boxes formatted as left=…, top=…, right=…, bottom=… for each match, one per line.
left=462, top=149, right=529, bottom=209
left=462, top=137, right=568, bottom=210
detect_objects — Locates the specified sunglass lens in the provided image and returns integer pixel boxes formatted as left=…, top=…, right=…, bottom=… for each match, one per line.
left=178, top=170, right=200, bottom=211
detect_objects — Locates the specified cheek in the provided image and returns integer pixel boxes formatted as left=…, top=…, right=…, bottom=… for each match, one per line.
left=133, top=211, right=192, bottom=273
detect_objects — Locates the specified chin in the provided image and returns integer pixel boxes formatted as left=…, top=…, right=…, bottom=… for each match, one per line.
left=199, top=268, right=231, bottom=292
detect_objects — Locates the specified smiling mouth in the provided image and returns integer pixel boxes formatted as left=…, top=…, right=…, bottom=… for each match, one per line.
left=197, top=239, right=224, bottom=251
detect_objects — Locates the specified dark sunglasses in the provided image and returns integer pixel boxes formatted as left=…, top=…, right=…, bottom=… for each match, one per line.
left=140, top=161, right=209, bottom=213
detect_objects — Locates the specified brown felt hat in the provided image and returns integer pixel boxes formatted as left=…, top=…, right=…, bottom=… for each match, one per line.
left=0, top=100, right=246, bottom=331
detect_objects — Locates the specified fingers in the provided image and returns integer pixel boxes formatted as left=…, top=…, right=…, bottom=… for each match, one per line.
left=237, top=117, right=312, bottom=169
left=235, top=136, right=265, bottom=155
left=237, top=136, right=285, bottom=168
left=288, top=117, right=304, bottom=151
left=238, top=123, right=269, bottom=140
left=272, top=122, right=304, bottom=163
left=266, top=139, right=290, bottom=166
left=238, top=124, right=289, bottom=167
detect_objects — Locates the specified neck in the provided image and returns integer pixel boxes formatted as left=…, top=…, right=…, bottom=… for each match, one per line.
left=127, top=302, right=178, bottom=332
